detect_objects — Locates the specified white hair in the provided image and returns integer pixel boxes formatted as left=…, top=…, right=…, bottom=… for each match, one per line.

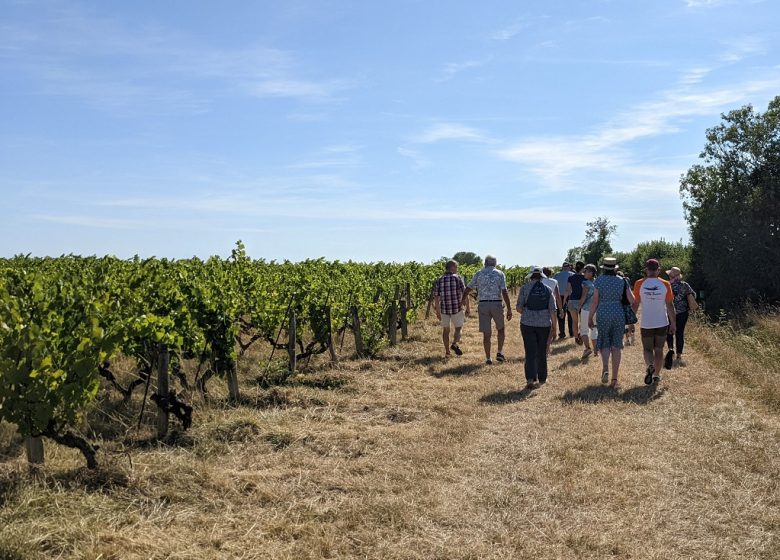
left=484, top=254, right=497, bottom=266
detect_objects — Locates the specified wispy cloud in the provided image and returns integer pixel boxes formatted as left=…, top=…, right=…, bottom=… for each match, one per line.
left=412, top=123, right=489, bottom=144
left=435, top=58, right=490, bottom=82
left=490, top=20, right=530, bottom=41
left=0, top=5, right=354, bottom=112
left=288, top=145, right=362, bottom=169
left=397, top=147, right=429, bottom=169
left=720, top=35, right=768, bottom=63
left=498, top=67, right=780, bottom=189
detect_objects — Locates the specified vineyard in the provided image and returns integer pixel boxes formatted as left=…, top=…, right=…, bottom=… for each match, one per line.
left=0, top=243, right=528, bottom=468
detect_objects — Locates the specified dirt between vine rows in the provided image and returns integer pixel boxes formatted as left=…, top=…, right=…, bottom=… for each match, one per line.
left=1, top=315, right=778, bottom=559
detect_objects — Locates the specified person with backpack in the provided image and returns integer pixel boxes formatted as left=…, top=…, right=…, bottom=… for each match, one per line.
left=516, top=266, right=557, bottom=389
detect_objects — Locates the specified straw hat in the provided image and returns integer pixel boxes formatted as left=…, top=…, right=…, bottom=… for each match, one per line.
left=601, top=257, right=618, bottom=269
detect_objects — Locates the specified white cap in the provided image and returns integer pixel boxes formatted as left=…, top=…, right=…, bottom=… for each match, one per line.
left=526, top=265, right=547, bottom=279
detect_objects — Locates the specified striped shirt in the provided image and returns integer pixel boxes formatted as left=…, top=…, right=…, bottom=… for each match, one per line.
left=434, top=273, right=466, bottom=315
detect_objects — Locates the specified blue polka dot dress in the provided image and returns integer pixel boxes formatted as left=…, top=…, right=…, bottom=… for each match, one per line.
left=594, top=275, right=626, bottom=350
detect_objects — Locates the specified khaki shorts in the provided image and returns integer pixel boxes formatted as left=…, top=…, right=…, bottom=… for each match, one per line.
left=441, top=310, right=465, bottom=329
left=478, top=301, right=505, bottom=333
left=641, top=326, right=668, bottom=351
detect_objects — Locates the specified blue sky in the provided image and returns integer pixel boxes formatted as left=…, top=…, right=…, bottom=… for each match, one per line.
left=1, top=0, right=778, bottom=264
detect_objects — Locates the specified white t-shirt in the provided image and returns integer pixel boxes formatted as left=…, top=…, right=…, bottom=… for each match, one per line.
left=541, top=277, right=559, bottom=296
left=633, top=277, right=673, bottom=329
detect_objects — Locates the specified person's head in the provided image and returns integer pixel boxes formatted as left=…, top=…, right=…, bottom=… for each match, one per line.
left=583, top=264, right=597, bottom=279
left=542, top=267, right=553, bottom=278
left=484, top=254, right=497, bottom=267
left=526, top=265, right=545, bottom=281
left=601, top=257, right=618, bottom=276
left=575, top=261, right=585, bottom=273
left=561, top=262, right=572, bottom=272
left=445, top=259, right=458, bottom=274
left=645, top=258, right=660, bottom=278
left=666, top=266, right=682, bottom=282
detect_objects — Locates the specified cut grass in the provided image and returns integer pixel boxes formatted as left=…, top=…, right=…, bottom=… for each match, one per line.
left=1, top=313, right=779, bottom=559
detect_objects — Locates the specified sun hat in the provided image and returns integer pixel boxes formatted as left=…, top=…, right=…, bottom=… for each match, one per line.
left=645, top=258, right=660, bottom=270
left=561, top=262, right=571, bottom=268
left=601, top=257, right=618, bottom=269
left=666, top=266, right=682, bottom=277
left=526, top=265, right=547, bottom=279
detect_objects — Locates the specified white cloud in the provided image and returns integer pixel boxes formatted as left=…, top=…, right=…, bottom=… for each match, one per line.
left=435, top=59, right=490, bottom=82
left=1, top=6, right=354, bottom=111
left=397, top=147, right=430, bottom=169
left=498, top=69, right=780, bottom=188
left=720, top=35, right=768, bottom=63
left=412, top=123, right=488, bottom=144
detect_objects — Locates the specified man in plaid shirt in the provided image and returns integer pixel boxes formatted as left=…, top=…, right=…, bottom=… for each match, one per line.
left=434, top=260, right=469, bottom=357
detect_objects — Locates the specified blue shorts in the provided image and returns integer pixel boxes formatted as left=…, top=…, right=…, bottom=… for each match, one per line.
left=567, top=300, right=581, bottom=312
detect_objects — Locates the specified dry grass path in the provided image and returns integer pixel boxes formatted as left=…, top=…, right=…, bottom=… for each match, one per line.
left=1, top=315, right=778, bottom=559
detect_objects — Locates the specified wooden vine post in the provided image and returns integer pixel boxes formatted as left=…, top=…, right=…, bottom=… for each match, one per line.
left=25, top=436, right=44, bottom=466
left=399, top=297, right=408, bottom=340
left=425, top=284, right=435, bottom=319
left=405, top=282, right=412, bottom=309
left=388, top=285, right=399, bottom=346
left=351, top=305, right=365, bottom=358
left=288, top=310, right=297, bottom=373
left=157, top=344, right=170, bottom=438
left=325, top=306, right=338, bottom=363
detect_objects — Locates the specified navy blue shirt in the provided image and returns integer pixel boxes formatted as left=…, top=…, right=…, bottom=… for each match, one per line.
left=567, top=274, right=585, bottom=301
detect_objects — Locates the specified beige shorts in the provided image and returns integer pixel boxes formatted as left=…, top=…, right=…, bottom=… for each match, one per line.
left=441, top=310, right=465, bottom=329
left=478, top=301, right=505, bottom=333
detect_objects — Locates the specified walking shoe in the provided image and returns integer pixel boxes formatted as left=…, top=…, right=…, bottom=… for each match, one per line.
left=575, top=334, right=583, bottom=345
left=496, top=352, right=505, bottom=363
left=558, top=333, right=566, bottom=340
left=450, top=343, right=463, bottom=356
left=664, top=350, right=674, bottom=370
left=601, top=370, right=609, bottom=384
left=581, top=348, right=592, bottom=360
left=485, top=358, right=493, bottom=365
left=526, top=381, right=536, bottom=390
left=538, top=378, right=546, bottom=385
left=644, top=364, right=655, bottom=385
left=653, top=374, right=662, bottom=383
left=675, top=354, right=684, bottom=367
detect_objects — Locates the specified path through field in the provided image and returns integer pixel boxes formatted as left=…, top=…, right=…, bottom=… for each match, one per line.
left=1, top=315, right=778, bottom=559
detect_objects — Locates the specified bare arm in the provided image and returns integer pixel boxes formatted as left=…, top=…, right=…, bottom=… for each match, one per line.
left=461, top=287, right=473, bottom=308
left=502, top=289, right=513, bottom=321
left=666, top=300, right=676, bottom=334
left=588, top=289, right=600, bottom=328
left=434, top=295, right=441, bottom=319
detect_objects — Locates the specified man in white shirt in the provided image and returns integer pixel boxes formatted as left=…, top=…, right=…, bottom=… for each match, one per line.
left=632, top=259, right=676, bottom=384
left=461, top=255, right=512, bottom=364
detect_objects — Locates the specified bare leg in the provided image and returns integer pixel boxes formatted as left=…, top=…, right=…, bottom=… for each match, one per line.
left=643, top=348, right=654, bottom=369
left=453, top=326, right=462, bottom=345
left=611, top=347, right=622, bottom=381
left=653, top=346, right=664, bottom=375
left=571, top=310, right=580, bottom=340
left=600, top=348, right=610, bottom=372
left=497, top=328, right=505, bottom=354
left=483, top=332, right=491, bottom=359
left=442, top=327, right=451, bottom=356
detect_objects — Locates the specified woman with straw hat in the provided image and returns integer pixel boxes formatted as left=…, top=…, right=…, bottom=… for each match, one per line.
left=588, top=257, right=635, bottom=388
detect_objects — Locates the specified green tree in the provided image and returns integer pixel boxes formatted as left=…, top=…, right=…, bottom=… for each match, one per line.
left=566, top=217, right=617, bottom=266
left=680, top=96, right=780, bottom=310
left=452, top=252, right=482, bottom=266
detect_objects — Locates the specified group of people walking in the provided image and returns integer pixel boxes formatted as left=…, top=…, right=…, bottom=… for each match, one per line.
left=432, top=255, right=697, bottom=390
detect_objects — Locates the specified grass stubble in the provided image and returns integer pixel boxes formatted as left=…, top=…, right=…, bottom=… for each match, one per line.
left=0, top=312, right=778, bottom=559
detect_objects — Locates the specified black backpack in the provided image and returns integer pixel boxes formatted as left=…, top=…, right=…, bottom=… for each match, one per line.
left=525, top=281, right=549, bottom=311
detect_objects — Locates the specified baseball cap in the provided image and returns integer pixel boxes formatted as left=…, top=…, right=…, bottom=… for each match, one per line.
left=645, top=258, right=660, bottom=270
